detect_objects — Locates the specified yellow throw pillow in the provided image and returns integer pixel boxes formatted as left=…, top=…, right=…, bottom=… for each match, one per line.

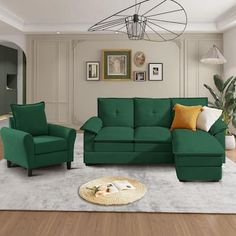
left=171, top=104, right=202, bottom=131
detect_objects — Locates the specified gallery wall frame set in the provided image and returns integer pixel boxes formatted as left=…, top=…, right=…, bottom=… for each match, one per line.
left=102, top=49, right=132, bottom=81
left=86, top=50, right=163, bottom=82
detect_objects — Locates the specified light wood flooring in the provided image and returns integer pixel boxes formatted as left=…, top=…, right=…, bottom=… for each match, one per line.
left=0, top=138, right=236, bottom=236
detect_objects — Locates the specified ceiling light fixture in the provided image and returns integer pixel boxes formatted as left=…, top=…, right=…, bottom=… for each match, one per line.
left=200, top=45, right=227, bottom=65
left=88, top=0, right=187, bottom=42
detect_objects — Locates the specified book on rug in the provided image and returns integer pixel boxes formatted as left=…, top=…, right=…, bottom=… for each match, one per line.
left=87, top=180, right=135, bottom=197
left=107, top=180, right=136, bottom=193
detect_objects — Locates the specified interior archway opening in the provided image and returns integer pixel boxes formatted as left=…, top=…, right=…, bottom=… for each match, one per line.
left=0, top=41, right=26, bottom=121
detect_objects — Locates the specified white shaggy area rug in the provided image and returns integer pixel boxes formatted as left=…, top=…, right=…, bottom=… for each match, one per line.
left=0, top=134, right=236, bottom=213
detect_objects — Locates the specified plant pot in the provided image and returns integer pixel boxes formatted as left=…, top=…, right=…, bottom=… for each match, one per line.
left=225, top=135, right=236, bottom=150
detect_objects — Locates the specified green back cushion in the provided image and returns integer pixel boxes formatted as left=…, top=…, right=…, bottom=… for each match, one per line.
left=134, top=98, right=172, bottom=128
left=11, top=102, right=48, bottom=136
left=98, top=98, right=134, bottom=127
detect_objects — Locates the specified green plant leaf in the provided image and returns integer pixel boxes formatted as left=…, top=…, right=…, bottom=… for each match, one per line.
left=225, top=91, right=234, bottom=102
left=208, top=101, right=217, bottom=108
left=213, top=74, right=224, bottom=92
left=226, top=99, right=236, bottom=114
left=215, top=100, right=223, bottom=109
left=223, top=76, right=234, bottom=91
left=204, top=84, right=221, bottom=102
left=225, top=77, right=236, bottom=95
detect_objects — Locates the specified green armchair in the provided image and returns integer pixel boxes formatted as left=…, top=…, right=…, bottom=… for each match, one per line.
left=0, top=102, right=76, bottom=177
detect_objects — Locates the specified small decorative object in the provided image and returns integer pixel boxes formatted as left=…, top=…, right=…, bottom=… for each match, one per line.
left=133, top=71, right=146, bottom=82
left=148, top=63, right=163, bottom=81
left=134, top=51, right=145, bottom=67
left=200, top=45, right=227, bottom=65
left=79, top=176, right=147, bottom=206
left=88, top=0, right=187, bottom=42
left=86, top=184, right=109, bottom=197
left=86, top=61, right=100, bottom=81
left=103, top=50, right=131, bottom=80
left=204, top=75, right=236, bottom=149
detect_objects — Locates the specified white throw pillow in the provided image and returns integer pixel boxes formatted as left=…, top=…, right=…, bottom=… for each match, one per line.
left=196, top=106, right=222, bottom=132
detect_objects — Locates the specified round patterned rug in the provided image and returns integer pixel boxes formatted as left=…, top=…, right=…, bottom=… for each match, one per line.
left=79, top=176, right=147, bottom=206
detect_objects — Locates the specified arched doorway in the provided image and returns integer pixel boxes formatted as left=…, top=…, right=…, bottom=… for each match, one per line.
left=0, top=41, right=26, bottom=118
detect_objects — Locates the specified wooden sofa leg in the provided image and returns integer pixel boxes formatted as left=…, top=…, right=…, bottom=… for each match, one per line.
left=67, top=162, right=71, bottom=170
left=7, top=160, right=11, bottom=168
left=28, top=169, right=32, bottom=177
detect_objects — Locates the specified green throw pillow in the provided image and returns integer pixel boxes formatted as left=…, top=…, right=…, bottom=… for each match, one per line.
left=11, top=102, right=48, bottom=136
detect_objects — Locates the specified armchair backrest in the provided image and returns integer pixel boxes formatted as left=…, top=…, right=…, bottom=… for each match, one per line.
left=11, top=101, right=48, bottom=136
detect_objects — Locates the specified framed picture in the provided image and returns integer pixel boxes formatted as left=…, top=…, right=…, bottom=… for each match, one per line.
left=133, top=71, right=146, bottom=82
left=134, top=51, right=146, bottom=67
left=148, top=63, right=163, bottom=81
left=103, top=50, right=132, bottom=80
left=86, top=61, right=100, bottom=81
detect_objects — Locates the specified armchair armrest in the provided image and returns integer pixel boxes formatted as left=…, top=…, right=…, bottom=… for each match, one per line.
left=80, top=117, right=103, bottom=134
left=48, top=123, right=76, bottom=140
left=0, top=127, right=34, bottom=168
left=209, top=118, right=227, bottom=136
left=48, top=124, right=76, bottom=162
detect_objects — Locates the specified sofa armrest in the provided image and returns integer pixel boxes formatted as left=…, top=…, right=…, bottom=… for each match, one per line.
left=0, top=127, right=34, bottom=168
left=48, top=124, right=76, bottom=162
left=80, top=117, right=103, bottom=134
left=209, top=118, right=227, bottom=136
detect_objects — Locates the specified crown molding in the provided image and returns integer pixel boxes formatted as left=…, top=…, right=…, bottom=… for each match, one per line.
left=22, top=22, right=219, bottom=34
left=216, top=6, right=236, bottom=31
left=0, top=5, right=24, bottom=31
left=0, top=4, right=228, bottom=34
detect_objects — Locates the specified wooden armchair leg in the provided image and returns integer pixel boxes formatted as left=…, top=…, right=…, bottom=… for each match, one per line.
left=67, top=162, right=71, bottom=170
left=28, top=169, right=32, bottom=177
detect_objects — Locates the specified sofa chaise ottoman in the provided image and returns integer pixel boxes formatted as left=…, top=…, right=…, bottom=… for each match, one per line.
left=81, top=97, right=227, bottom=181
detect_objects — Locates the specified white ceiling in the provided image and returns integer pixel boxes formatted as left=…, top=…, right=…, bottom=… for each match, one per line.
left=0, top=0, right=235, bottom=34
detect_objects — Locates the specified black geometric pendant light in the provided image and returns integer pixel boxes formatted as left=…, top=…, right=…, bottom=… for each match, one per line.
left=88, top=0, right=188, bottom=42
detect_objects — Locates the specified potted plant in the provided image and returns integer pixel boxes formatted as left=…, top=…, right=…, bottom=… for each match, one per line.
left=204, top=74, right=236, bottom=150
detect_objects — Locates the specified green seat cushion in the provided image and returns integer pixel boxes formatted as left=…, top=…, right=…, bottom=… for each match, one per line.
left=134, top=127, right=172, bottom=143
left=134, top=98, right=171, bottom=128
left=11, top=102, right=48, bottom=136
left=172, top=129, right=224, bottom=156
left=33, top=135, right=67, bottom=154
left=95, top=127, right=134, bottom=143
left=98, top=98, right=134, bottom=127
left=94, top=143, right=134, bottom=152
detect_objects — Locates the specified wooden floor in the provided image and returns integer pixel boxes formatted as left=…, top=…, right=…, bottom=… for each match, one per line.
left=0, top=140, right=236, bottom=236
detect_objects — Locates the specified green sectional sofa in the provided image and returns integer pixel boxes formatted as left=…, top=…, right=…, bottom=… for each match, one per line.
left=81, top=98, right=227, bottom=181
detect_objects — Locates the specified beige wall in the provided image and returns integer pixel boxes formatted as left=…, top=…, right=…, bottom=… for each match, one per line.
left=26, top=34, right=223, bottom=126
left=224, top=26, right=236, bottom=78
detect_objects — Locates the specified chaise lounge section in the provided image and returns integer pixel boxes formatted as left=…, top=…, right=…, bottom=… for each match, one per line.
left=81, top=97, right=227, bottom=181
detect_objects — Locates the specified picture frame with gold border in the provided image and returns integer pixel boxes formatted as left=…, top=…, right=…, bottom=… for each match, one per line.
left=102, top=49, right=132, bottom=80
